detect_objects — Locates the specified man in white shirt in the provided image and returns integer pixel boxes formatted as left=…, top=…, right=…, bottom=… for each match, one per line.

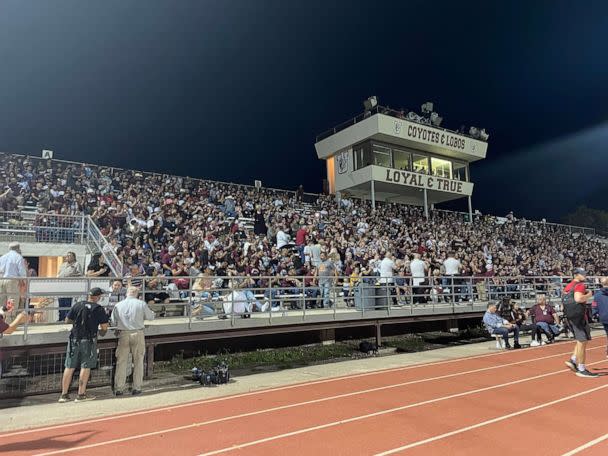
left=0, top=242, right=27, bottom=313
left=379, top=252, right=398, bottom=307
left=379, top=252, right=396, bottom=284
left=110, top=286, right=155, bottom=396
left=276, top=226, right=293, bottom=250
left=443, top=253, right=462, bottom=301
left=309, top=239, right=322, bottom=267
left=409, top=253, right=427, bottom=304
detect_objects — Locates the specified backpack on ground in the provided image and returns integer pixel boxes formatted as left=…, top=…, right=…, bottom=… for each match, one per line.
left=359, top=341, right=378, bottom=355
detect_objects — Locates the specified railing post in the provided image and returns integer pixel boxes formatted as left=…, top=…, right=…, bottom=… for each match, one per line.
left=230, top=283, right=235, bottom=327
left=80, top=215, right=85, bottom=244
left=469, top=276, right=474, bottom=311
left=267, top=278, right=272, bottom=323
left=23, top=277, right=29, bottom=342
left=186, top=276, right=192, bottom=329
left=385, top=280, right=391, bottom=316
left=302, top=277, right=306, bottom=321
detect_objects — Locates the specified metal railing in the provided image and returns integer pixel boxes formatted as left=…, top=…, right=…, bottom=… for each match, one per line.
left=0, top=274, right=599, bottom=398
left=0, top=211, right=86, bottom=244
left=0, top=210, right=123, bottom=276
left=315, top=105, right=486, bottom=143
left=84, top=216, right=123, bottom=276
left=1, top=274, right=597, bottom=342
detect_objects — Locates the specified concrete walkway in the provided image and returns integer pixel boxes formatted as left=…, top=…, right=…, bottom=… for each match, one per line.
left=0, top=334, right=597, bottom=433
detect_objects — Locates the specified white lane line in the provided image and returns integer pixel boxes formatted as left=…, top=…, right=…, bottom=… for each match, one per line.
left=561, top=433, right=608, bottom=456
left=196, top=360, right=607, bottom=456
left=374, top=378, right=608, bottom=455
left=32, top=355, right=604, bottom=456
left=1, top=340, right=556, bottom=438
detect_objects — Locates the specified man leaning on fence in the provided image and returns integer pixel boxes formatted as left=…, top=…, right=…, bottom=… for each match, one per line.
left=110, top=286, right=155, bottom=396
left=59, top=287, right=109, bottom=403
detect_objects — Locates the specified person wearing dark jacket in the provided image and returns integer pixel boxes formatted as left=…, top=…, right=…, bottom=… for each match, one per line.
left=592, top=277, right=608, bottom=356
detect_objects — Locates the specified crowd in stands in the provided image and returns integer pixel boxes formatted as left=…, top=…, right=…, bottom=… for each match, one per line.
left=2, top=152, right=608, bottom=308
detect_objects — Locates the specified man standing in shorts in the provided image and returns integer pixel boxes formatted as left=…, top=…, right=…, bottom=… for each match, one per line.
left=563, top=268, right=598, bottom=378
left=59, top=287, right=109, bottom=402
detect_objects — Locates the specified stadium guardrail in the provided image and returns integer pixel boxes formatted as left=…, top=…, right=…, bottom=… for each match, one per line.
left=1, top=274, right=598, bottom=342
left=0, top=211, right=86, bottom=244
left=84, top=216, right=123, bottom=277
left=315, top=105, right=487, bottom=143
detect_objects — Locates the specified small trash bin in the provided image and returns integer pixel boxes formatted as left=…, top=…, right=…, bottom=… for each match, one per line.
left=354, top=282, right=376, bottom=310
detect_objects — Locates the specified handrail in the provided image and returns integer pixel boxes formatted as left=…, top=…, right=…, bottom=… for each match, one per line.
left=1, top=273, right=596, bottom=342
left=315, top=105, right=486, bottom=143
left=85, top=216, right=123, bottom=277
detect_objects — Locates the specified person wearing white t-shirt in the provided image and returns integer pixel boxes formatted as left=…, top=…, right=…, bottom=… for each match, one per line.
left=379, top=253, right=396, bottom=284
left=443, top=254, right=461, bottom=276
left=276, top=227, right=292, bottom=250
left=309, top=240, right=322, bottom=267
left=443, top=253, right=462, bottom=301
left=410, top=253, right=427, bottom=304
left=379, top=253, right=398, bottom=308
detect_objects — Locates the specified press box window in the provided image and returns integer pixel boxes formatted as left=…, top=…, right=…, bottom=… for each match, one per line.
left=372, top=144, right=391, bottom=168
left=393, top=148, right=411, bottom=171
left=453, top=162, right=467, bottom=181
left=430, top=157, right=452, bottom=179
left=412, top=154, right=430, bottom=173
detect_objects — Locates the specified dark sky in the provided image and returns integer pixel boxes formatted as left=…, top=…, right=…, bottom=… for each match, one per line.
left=1, top=1, right=607, bottom=221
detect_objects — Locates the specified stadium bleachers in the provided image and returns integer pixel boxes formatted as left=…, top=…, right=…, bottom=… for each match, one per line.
left=1, top=151, right=605, bottom=285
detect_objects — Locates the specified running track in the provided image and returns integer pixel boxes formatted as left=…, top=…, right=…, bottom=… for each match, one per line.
left=1, top=338, right=607, bottom=456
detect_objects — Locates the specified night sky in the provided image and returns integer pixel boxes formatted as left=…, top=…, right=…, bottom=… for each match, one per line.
left=1, top=1, right=607, bottom=221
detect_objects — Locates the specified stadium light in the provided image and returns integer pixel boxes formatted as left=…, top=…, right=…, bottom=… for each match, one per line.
left=363, top=96, right=378, bottom=111
left=469, top=127, right=480, bottom=138
left=421, top=102, right=434, bottom=114
left=430, top=112, right=443, bottom=127
left=479, top=129, right=489, bottom=141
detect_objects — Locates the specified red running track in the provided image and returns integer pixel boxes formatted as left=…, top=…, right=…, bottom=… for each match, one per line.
left=1, top=338, right=607, bottom=456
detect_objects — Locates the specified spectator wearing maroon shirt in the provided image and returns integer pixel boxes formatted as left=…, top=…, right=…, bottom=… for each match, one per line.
left=295, top=225, right=308, bottom=262
left=564, top=268, right=597, bottom=378
left=528, top=295, right=560, bottom=343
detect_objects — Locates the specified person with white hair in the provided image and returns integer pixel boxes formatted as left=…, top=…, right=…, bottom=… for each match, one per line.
left=0, top=242, right=27, bottom=313
left=110, top=286, right=155, bottom=396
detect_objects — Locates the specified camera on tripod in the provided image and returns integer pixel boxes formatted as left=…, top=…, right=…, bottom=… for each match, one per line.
left=191, top=362, right=230, bottom=386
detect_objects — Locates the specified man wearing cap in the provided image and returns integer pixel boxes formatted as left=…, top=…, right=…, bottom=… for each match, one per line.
left=58, top=287, right=109, bottom=402
left=563, top=268, right=597, bottom=378
left=0, top=242, right=27, bottom=314
left=110, top=286, right=155, bottom=396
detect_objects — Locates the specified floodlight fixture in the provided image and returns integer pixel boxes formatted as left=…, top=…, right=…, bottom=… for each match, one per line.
left=430, top=112, right=443, bottom=127
left=421, top=102, right=434, bottom=114
left=363, top=96, right=378, bottom=111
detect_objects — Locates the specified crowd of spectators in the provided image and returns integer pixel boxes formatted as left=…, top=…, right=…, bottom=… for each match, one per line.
left=2, top=152, right=608, bottom=308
